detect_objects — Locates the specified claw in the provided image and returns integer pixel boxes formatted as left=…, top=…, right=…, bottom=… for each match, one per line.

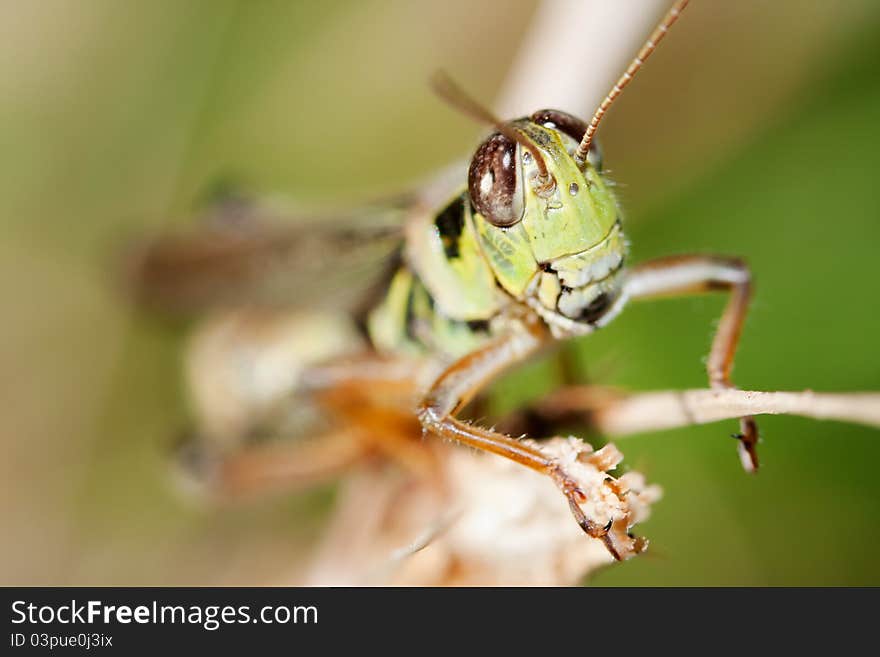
left=567, top=497, right=622, bottom=559
left=732, top=417, right=760, bottom=473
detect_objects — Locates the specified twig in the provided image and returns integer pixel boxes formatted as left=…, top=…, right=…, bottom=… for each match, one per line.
left=497, top=0, right=667, bottom=117
left=594, top=388, right=880, bottom=437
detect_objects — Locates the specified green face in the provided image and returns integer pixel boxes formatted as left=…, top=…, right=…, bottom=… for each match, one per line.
left=468, top=110, right=628, bottom=336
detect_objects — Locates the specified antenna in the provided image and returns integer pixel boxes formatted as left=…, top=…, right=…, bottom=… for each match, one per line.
left=574, top=0, right=690, bottom=165
left=431, top=71, right=501, bottom=128
left=431, top=71, right=551, bottom=184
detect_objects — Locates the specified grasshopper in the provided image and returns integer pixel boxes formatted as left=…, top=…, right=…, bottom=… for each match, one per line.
left=128, top=0, right=756, bottom=561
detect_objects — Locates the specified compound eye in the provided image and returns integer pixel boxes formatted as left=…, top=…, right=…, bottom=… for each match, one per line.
left=530, top=109, right=586, bottom=142
left=530, top=109, right=602, bottom=170
left=468, top=133, right=525, bottom=227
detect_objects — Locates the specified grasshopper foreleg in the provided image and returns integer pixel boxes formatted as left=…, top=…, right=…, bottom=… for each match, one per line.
left=624, top=254, right=759, bottom=471
left=416, top=318, right=620, bottom=556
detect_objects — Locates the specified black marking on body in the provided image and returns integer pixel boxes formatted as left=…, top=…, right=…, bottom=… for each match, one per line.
left=434, top=195, right=466, bottom=259
left=397, top=262, right=495, bottom=350
left=465, top=319, right=490, bottom=333
left=578, top=292, right=612, bottom=324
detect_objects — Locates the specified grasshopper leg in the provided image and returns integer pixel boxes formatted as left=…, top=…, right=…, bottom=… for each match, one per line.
left=416, top=319, right=618, bottom=554
left=175, top=428, right=369, bottom=499
left=624, top=254, right=759, bottom=471
left=180, top=356, right=436, bottom=499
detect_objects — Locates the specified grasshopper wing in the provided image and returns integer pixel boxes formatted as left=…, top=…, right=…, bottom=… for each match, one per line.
left=123, top=193, right=409, bottom=318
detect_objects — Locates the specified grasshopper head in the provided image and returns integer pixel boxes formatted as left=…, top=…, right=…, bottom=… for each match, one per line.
left=468, top=110, right=627, bottom=336
left=439, top=0, right=691, bottom=336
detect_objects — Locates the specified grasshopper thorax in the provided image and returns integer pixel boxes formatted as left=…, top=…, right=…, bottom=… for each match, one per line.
left=467, top=110, right=627, bottom=338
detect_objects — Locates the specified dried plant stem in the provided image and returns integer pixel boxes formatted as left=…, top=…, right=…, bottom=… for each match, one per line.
left=497, top=0, right=668, bottom=118
left=594, top=388, right=880, bottom=437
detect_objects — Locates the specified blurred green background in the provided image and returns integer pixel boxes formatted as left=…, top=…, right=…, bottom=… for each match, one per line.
left=2, top=0, right=879, bottom=585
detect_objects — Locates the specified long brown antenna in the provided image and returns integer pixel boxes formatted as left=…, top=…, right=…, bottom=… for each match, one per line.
left=431, top=71, right=551, bottom=183
left=431, top=71, right=501, bottom=128
left=574, top=0, right=690, bottom=165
